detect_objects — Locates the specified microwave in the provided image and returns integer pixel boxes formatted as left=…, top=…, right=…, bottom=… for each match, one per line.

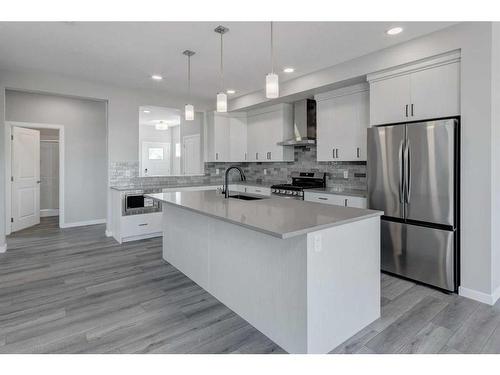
left=124, top=192, right=160, bottom=214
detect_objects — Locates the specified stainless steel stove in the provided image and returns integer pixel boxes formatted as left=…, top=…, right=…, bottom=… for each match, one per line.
left=271, top=172, right=326, bottom=200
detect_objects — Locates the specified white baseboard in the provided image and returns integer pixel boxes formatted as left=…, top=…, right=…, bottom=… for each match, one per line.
left=40, top=209, right=59, bottom=217
left=60, top=219, right=106, bottom=229
left=121, top=232, right=162, bottom=243
left=105, top=229, right=113, bottom=237
left=0, top=243, right=6, bottom=253
left=459, top=286, right=500, bottom=305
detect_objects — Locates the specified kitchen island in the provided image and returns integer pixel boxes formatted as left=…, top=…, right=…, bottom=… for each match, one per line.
left=147, top=190, right=383, bottom=354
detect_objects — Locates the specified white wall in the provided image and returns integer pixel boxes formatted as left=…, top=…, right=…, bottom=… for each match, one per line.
left=231, top=22, right=498, bottom=302
left=6, top=90, right=106, bottom=224
left=0, top=69, right=210, bottom=248
left=491, top=23, right=500, bottom=296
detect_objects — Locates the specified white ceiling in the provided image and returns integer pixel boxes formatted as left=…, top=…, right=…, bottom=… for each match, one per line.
left=139, top=105, right=181, bottom=127
left=0, top=22, right=456, bottom=106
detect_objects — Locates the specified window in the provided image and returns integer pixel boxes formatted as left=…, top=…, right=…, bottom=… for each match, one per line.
left=148, top=147, right=164, bottom=160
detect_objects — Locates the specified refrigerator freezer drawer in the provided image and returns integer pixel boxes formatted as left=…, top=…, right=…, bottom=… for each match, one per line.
left=381, top=220, right=455, bottom=291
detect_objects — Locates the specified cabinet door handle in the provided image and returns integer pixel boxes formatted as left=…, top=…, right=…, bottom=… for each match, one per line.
left=318, top=197, right=328, bottom=201
left=405, top=104, right=408, bottom=118
left=336, top=149, right=339, bottom=159
left=256, top=152, right=258, bottom=160
left=244, top=152, right=247, bottom=160
left=216, top=152, right=218, bottom=161
left=332, top=148, right=335, bottom=159
left=411, top=104, right=414, bottom=117
left=269, top=151, right=272, bottom=159
left=344, top=199, right=348, bottom=207
left=357, top=147, right=360, bottom=158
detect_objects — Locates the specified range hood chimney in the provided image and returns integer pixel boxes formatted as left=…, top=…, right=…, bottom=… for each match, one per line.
left=278, top=99, right=316, bottom=146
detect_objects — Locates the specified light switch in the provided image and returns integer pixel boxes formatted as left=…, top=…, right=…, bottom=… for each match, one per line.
left=263, top=169, right=267, bottom=175
left=343, top=170, right=349, bottom=179
left=216, top=168, right=220, bottom=175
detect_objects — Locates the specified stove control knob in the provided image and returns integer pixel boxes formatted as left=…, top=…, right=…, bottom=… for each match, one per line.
left=280, top=190, right=285, bottom=194
left=271, top=189, right=276, bottom=193
left=287, top=191, right=293, bottom=195
left=292, top=191, right=297, bottom=196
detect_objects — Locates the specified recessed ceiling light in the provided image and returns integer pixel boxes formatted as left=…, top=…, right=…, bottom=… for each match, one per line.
left=143, top=110, right=151, bottom=114
left=386, top=27, right=403, bottom=36
left=283, top=67, right=295, bottom=73
left=151, top=75, right=163, bottom=81
left=226, top=89, right=236, bottom=94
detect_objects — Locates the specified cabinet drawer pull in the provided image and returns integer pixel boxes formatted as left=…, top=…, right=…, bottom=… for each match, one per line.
left=318, top=197, right=328, bottom=201
left=344, top=199, right=348, bottom=207
left=138, top=223, right=148, bottom=226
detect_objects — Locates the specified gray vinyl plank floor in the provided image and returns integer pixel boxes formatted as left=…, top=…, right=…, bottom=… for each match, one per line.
left=1, top=217, right=500, bottom=354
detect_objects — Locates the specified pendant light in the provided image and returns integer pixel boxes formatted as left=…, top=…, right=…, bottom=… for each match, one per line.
left=215, top=25, right=229, bottom=112
left=155, top=121, right=168, bottom=131
left=266, top=21, right=279, bottom=99
left=183, top=50, right=195, bottom=121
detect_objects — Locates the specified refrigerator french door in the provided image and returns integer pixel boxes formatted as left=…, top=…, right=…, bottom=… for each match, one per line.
left=367, top=118, right=458, bottom=292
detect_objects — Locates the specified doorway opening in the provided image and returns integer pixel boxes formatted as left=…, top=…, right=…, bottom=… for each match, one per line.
left=5, top=122, right=65, bottom=234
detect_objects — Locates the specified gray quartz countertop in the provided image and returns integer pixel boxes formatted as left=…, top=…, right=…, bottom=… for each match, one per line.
left=146, top=190, right=382, bottom=239
left=109, top=180, right=282, bottom=192
left=305, top=187, right=367, bottom=198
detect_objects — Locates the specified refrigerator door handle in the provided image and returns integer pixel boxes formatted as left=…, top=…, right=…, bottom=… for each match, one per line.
left=399, top=140, right=405, bottom=204
left=404, top=140, right=411, bottom=203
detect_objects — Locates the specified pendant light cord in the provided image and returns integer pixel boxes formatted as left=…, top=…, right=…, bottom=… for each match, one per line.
left=220, top=32, right=224, bottom=92
left=270, top=21, right=274, bottom=74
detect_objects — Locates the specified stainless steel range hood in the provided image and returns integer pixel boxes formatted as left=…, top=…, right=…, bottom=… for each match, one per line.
left=278, top=99, right=316, bottom=146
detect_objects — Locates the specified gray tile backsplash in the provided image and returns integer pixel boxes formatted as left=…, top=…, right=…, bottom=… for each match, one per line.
left=109, top=146, right=366, bottom=192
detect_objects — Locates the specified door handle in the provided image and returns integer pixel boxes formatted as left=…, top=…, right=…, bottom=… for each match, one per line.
left=405, top=141, right=411, bottom=203
left=399, top=140, right=405, bottom=204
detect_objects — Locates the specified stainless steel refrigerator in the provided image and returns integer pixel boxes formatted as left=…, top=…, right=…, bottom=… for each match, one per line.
left=367, top=118, right=459, bottom=292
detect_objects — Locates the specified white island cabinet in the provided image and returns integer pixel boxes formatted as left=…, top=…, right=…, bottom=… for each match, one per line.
left=147, top=190, right=382, bottom=354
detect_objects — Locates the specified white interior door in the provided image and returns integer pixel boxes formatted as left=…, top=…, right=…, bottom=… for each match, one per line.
left=11, top=126, right=41, bottom=232
left=183, top=134, right=201, bottom=175
left=141, top=141, right=171, bottom=176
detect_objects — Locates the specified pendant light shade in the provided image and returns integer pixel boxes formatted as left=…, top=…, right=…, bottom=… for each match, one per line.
left=217, top=92, right=227, bottom=112
left=184, top=104, right=194, bottom=121
left=215, top=25, right=229, bottom=113
left=155, top=121, right=168, bottom=131
left=265, top=22, right=279, bottom=99
left=266, top=73, right=279, bottom=99
left=183, top=50, right=195, bottom=121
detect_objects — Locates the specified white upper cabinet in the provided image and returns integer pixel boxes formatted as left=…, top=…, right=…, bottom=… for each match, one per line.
left=206, top=112, right=247, bottom=162
left=246, top=104, right=294, bottom=162
left=315, top=84, right=370, bottom=162
left=368, top=52, right=460, bottom=126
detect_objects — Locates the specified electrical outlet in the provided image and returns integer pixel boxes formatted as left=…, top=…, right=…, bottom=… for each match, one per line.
left=216, top=168, right=220, bottom=175
left=343, top=170, right=349, bottom=179
left=263, top=169, right=267, bottom=175
left=313, top=234, right=322, bottom=252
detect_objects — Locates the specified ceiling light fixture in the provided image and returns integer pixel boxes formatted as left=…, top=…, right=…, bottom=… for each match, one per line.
left=183, top=50, right=195, bottom=121
left=386, top=27, right=403, bottom=35
left=266, top=22, right=279, bottom=99
left=215, top=25, right=229, bottom=112
left=226, top=89, right=236, bottom=94
left=151, top=75, right=163, bottom=81
left=155, top=121, right=168, bottom=130
left=283, top=67, right=294, bottom=73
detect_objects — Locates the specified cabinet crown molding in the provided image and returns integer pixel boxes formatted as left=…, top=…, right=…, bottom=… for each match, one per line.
left=315, top=83, right=369, bottom=102
left=246, top=103, right=292, bottom=117
left=367, top=50, right=461, bottom=83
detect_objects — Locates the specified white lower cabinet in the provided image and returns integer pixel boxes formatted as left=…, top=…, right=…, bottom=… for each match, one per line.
left=121, top=212, right=163, bottom=241
left=304, top=191, right=367, bottom=209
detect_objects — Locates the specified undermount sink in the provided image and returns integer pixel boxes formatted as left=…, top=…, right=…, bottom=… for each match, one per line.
left=229, top=194, right=266, bottom=201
